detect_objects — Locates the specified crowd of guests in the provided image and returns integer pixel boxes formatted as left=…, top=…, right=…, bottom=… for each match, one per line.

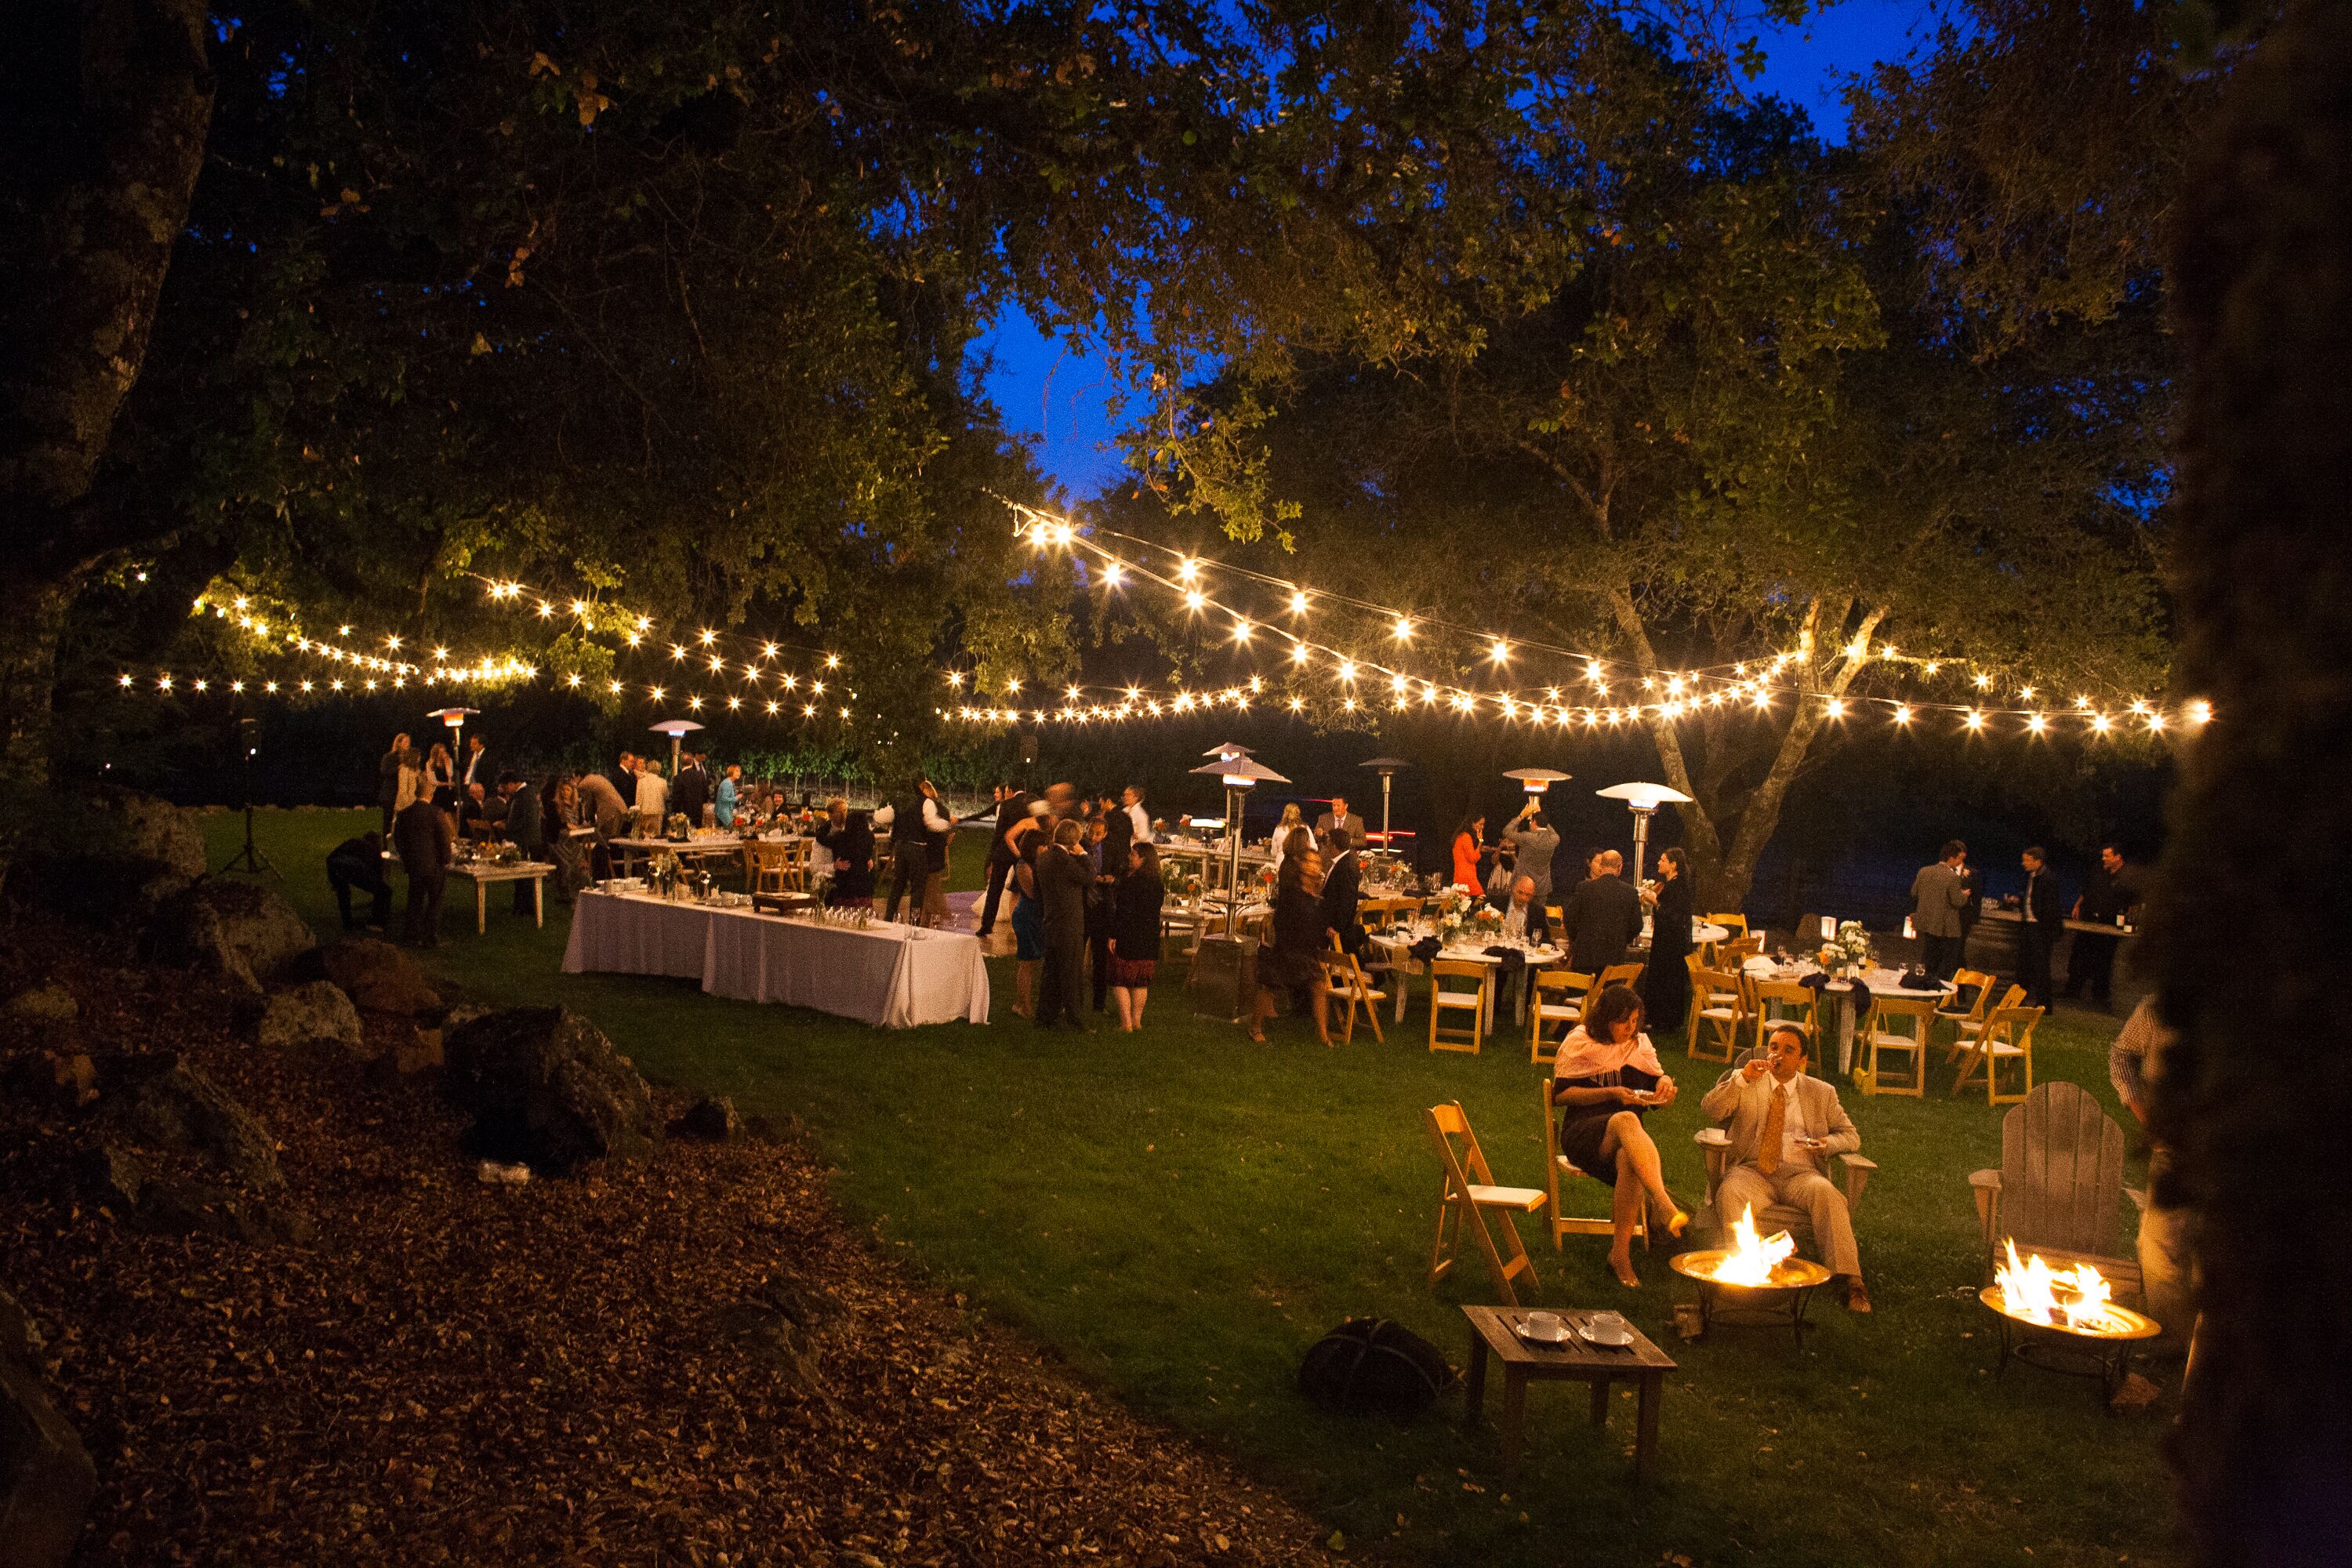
left=1911, top=837, right=2145, bottom=1009
left=981, top=782, right=1163, bottom=1033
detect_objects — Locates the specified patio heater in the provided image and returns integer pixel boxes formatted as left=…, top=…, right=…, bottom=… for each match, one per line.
left=648, top=717, right=705, bottom=778
left=426, top=706, right=481, bottom=747
left=1504, top=766, right=1572, bottom=800
left=1186, top=751, right=1290, bottom=1022
left=1595, top=780, right=1693, bottom=884
left=1358, top=755, right=1410, bottom=854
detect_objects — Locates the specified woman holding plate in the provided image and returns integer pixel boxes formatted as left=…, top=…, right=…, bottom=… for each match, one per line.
left=1550, top=984, right=1690, bottom=1287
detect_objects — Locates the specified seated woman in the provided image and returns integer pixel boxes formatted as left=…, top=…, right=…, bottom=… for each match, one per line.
left=1248, top=845, right=1332, bottom=1046
left=1550, top=983, right=1690, bottom=1287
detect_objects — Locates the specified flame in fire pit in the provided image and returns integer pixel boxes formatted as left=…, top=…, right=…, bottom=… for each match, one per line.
left=1992, top=1239, right=2125, bottom=1333
left=1711, top=1204, right=1797, bottom=1287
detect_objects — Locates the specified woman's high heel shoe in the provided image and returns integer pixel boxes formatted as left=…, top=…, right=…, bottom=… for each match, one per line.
left=1667, top=1209, right=1692, bottom=1240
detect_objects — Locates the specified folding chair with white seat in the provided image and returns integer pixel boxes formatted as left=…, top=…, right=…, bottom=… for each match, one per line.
left=1751, top=979, right=1818, bottom=1055
left=1945, top=980, right=2022, bottom=1059
left=1686, top=967, right=1751, bottom=1062
left=1595, top=960, right=1646, bottom=997
left=1427, top=960, right=1489, bottom=1054
left=1426, top=1101, right=1544, bottom=1306
left=1541, top=1074, right=1642, bottom=1250
left=1322, top=933, right=1387, bottom=1046
left=1528, top=968, right=1595, bottom=1064
left=1953, top=1004, right=2042, bottom=1105
left=1861, top=995, right=1936, bottom=1096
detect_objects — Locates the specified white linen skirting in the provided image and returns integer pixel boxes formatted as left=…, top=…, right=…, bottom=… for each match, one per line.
left=562, top=891, right=988, bottom=1027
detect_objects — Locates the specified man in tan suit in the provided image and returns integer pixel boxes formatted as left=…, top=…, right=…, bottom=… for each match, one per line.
left=1699, top=1024, right=1871, bottom=1312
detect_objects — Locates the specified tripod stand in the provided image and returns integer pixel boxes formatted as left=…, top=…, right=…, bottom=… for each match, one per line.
left=221, top=717, right=278, bottom=877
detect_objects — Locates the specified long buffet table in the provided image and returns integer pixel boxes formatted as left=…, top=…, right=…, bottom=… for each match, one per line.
left=562, top=888, right=989, bottom=1028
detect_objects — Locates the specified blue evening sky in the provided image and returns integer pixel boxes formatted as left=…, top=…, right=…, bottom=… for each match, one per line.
left=975, top=0, right=1948, bottom=500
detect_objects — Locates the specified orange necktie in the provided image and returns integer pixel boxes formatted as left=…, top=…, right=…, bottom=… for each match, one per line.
left=1759, top=1085, right=1786, bottom=1175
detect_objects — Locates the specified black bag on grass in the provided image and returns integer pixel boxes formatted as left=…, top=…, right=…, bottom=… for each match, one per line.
left=1298, top=1318, right=1457, bottom=1420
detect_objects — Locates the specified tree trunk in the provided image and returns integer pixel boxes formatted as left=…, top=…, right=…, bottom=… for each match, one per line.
left=2152, top=3, right=2352, bottom=1561
left=0, top=0, right=214, bottom=877
left=1610, top=584, right=1886, bottom=911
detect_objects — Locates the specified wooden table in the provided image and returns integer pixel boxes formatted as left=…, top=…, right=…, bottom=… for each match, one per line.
left=446, top=861, right=554, bottom=934
left=1461, top=1305, right=1675, bottom=1481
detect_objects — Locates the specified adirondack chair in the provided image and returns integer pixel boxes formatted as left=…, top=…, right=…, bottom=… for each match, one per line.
left=1966, top=1081, right=2150, bottom=1302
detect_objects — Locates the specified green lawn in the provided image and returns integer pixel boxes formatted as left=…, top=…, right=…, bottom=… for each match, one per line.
left=211, top=809, right=2176, bottom=1567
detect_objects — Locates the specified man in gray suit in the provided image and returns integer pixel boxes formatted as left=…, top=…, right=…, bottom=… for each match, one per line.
left=1909, top=838, right=1971, bottom=979
left=1314, top=794, right=1367, bottom=848
left=1699, top=1024, right=1871, bottom=1312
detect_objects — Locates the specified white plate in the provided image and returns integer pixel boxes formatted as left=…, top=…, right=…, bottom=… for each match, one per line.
left=1577, top=1312, right=1635, bottom=1348
left=1515, top=1317, right=1573, bottom=1346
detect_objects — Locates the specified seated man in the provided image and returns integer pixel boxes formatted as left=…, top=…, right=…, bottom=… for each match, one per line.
left=1698, top=1023, right=1871, bottom=1312
left=456, top=779, right=506, bottom=840
left=325, top=831, right=394, bottom=931
left=1497, top=875, right=1551, bottom=946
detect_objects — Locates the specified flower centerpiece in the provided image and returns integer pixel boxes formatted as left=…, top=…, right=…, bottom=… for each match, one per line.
left=1432, top=884, right=1502, bottom=947
left=664, top=811, right=692, bottom=844
left=1159, top=858, right=1202, bottom=903
left=1817, top=920, right=1873, bottom=975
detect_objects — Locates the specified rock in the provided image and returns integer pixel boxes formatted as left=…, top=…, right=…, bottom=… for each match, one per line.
left=120, top=1058, right=283, bottom=1189
left=0, top=1347, right=96, bottom=1568
left=2110, top=1371, right=2164, bottom=1416
left=5, top=1051, right=98, bottom=1111
left=146, top=880, right=318, bottom=993
left=368, top=1022, right=444, bottom=1080
left=0, top=1287, right=42, bottom=1363
left=13, top=786, right=206, bottom=929
left=443, top=1007, right=658, bottom=1175
left=78, top=1142, right=150, bottom=1211
left=670, top=1095, right=742, bottom=1143
left=253, top=981, right=363, bottom=1053
left=7, top=984, right=78, bottom=1023
left=319, top=938, right=440, bottom=1016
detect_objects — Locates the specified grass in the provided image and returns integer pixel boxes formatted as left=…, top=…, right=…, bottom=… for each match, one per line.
left=209, top=808, right=2178, bottom=1567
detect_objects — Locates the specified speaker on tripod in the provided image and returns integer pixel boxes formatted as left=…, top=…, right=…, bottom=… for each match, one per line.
left=221, top=714, right=278, bottom=877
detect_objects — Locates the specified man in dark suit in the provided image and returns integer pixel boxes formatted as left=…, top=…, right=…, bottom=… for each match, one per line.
left=1497, top=874, right=1552, bottom=948
left=1319, top=828, right=1366, bottom=954
left=1561, top=850, right=1642, bottom=971
left=461, top=733, right=491, bottom=790
left=499, top=774, right=544, bottom=912
left=2064, top=842, right=2143, bottom=1009
left=326, top=831, right=394, bottom=931
left=456, top=780, right=506, bottom=840
left=1091, top=793, right=1135, bottom=1009
left=393, top=798, right=454, bottom=947
left=670, top=753, right=710, bottom=826
left=2016, top=845, right=2060, bottom=1007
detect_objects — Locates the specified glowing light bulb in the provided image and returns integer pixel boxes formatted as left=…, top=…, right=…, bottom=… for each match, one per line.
left=1337, top=660, right=1356, bottom=682
left=1965, top=709, right=1986, bottom=730
left=1184, top=590, right=1206, bottom=612
left=1825, top=698, right=1846, bottom=718
left=1893, top=705, right=1912, bottom=724
left=1289, top=590, right=1309, bottom=615
left=2027, top=713, right=2048, bottom=735
left=2187, top=699, right=2211, bottom=724
left=1392, top=616, right=1414, bottom=641
left=826, top=653, right=840, bottom=669
left=1232, top=620, right=1252, bottom=643
left=1490, top=640, right=1511, bottom=663
left=1103, top=561, right=1124, bottom=586
left=1291, top=643, right=1309, bottom=665
left=1585, top=661, right=1603, bottom=681
left=1176, top=557, right=1198, bottom=582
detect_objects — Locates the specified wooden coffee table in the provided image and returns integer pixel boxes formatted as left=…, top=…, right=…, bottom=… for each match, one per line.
left=1461, top=1305, right=1676, bottom=1481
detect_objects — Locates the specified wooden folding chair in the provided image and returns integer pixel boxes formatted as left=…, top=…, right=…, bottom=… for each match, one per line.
left=1428, top=960, right=1489, bottom=1054
left=1954, top=1004, right=2042, bottom=1105
left=1751, top=979, right=1818, bottom=1054
left=1426, top=1101, right=1544, bottom=1305
left=1945, top=981, right=2023, bottom=1060
left=1704, top=912, right=1749, bottom=940
left=1323, top=934, right=1387, bottom=1045
left=1527, top=968, right=1595, bottom=1064
left=1718, top=933, right=1764, bottom=964
left=782, top=837, right=815, bottom=892
left=1595, top=960, right=1646, bottom=998
left=1686, top=967, right=1751, bottom=1062
left=1541, top=1075, right=1642, bottom=1250
left=1935, top=968, right=1995, bottom=1044
left=1861, top=995, right=1936, bottom=1096
left=746, top=840, right=793, bottom=895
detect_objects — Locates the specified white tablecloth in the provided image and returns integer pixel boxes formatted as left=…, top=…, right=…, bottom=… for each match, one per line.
left=562, top=891, right=988, bottom=1027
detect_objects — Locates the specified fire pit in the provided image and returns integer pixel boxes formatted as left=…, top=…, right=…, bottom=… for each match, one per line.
left=1668, top=1206, right=1835, bottom=1347
left=1980, top=1240, right=2161, bottom=1405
